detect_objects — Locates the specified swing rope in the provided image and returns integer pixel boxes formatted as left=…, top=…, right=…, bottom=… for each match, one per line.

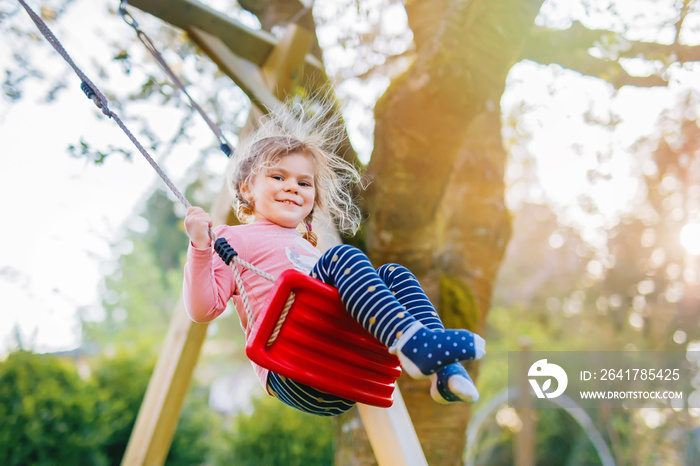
left=17, top=0, right=191, bottom=210
left=17, top=0, right=291, bottom=339
left=118, top=0, right=232, bottom=157
left=214, top=239, right=294, bottom=345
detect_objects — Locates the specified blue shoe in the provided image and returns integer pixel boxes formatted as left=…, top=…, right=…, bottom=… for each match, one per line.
left=430, top=363, right=479, bottom=403
left=390, top=323, right=486, bottom=379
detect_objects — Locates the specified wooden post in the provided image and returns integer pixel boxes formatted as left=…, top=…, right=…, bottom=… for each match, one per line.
left=357, top=391, right=428, bottom=466
left=122, top=24, right=313, bottom=466
left=120, top=301, right=208, bottom=465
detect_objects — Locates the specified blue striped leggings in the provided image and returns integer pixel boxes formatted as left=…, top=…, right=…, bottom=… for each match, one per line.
left=267, top=244, right=446, bottom=416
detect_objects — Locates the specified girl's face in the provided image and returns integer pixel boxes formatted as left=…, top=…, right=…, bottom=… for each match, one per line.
left=241, top=152, right=316, bottom=228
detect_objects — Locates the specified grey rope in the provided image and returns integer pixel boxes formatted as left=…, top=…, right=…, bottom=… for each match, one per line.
left=19, top=0, right=291, bottom=335
left=110, top=109, right=192, bottom=209
left=118, top=0, right=232, bottom=157
left=17, top=0, right=191, bottom=209
left=18, top=0, right=108, bottom=111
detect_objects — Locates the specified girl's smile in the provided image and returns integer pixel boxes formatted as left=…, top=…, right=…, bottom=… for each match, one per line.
left=241, top=152, right=316, bottom=228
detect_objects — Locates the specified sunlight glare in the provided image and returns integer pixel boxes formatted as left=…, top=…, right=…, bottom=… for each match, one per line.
left=680, top=222, right=700, bottom=255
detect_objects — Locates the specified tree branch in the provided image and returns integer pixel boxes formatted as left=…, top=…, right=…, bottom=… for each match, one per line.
left=519, top=20, right=700, bottom=89
left=622, top=40, right=700, bottom=64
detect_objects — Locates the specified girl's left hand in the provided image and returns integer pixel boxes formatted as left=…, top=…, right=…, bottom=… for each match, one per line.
left=185, top=206, right=213, bottom=249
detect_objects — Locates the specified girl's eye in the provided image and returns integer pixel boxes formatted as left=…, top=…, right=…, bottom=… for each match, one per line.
left=299, top=181, right=312, bottom=187
left=271, top=175, right=283, bottom=181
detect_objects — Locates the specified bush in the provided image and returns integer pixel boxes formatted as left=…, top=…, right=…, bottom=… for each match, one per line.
left=0, top=350, right=107, bottom=466
left=215, top=394, right=335, bottom=466
left=90, top=347, right=158, bottom=465
left=90, top=347, right=220, bottom=465
left=0, top=349, right=221, bottom=466
left=1, top=348, right=336, bottom=465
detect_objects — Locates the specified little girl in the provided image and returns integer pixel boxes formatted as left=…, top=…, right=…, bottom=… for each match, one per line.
left=183, top=101, right=485, bottom=416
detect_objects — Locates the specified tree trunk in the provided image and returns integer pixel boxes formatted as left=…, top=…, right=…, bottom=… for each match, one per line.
left=361, top=0, right=544, bottom=463
left=234, top=0, right=543, bottom=463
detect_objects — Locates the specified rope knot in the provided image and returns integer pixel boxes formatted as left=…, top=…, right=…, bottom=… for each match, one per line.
left=80, top=81, right=95, bottom=99
left=220, top=143, right=232, bottom=157
left=80, top=81, right=111, bottom=116
left=214, top=237, right=238, bottom=265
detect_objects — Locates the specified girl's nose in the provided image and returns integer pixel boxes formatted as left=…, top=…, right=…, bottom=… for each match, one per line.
left=283, top=181, right=298, bottom=193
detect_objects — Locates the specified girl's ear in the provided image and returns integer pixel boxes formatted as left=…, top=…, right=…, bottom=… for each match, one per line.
left=239, top=182, right=250, bottom=197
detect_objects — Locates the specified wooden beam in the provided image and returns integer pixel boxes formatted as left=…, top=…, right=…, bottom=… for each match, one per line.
left=188, top=27, right=281, bottom=114
left=260, top=24, right=314, bottom=100
left=128, top=0, right=272, bottom=66
left=127, top=0, right=324, bottom=79
left=127, top=0, right=350, bottom=163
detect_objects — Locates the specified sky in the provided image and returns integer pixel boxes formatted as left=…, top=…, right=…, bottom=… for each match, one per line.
left=1, top=0, right=699, bottom=355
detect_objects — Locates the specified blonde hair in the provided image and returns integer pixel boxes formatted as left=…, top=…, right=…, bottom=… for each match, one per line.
left=227, top=97, right=363, bottom=244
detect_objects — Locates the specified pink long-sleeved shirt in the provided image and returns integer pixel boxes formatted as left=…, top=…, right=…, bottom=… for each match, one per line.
left=183, top=220, right=322, bottom=389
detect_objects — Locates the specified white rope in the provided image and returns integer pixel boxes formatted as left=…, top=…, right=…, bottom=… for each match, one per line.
left=233, top=256, right=276, bottom=283
left=267, top=292, right=295, bottom=346
left=228, top=255, right=293, bottom=339
left=230, top=260, right=254, bottom=328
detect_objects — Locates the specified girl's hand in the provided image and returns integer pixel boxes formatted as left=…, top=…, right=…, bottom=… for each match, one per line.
left=185, top=206, right=213, bottom=249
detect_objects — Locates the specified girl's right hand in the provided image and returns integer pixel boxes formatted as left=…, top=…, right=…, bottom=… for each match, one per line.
left=185, top=206, right=213, bottom=249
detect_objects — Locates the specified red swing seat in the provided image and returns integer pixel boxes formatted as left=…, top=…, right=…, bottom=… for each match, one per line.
left=246, top=269, right=402, bottom=408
